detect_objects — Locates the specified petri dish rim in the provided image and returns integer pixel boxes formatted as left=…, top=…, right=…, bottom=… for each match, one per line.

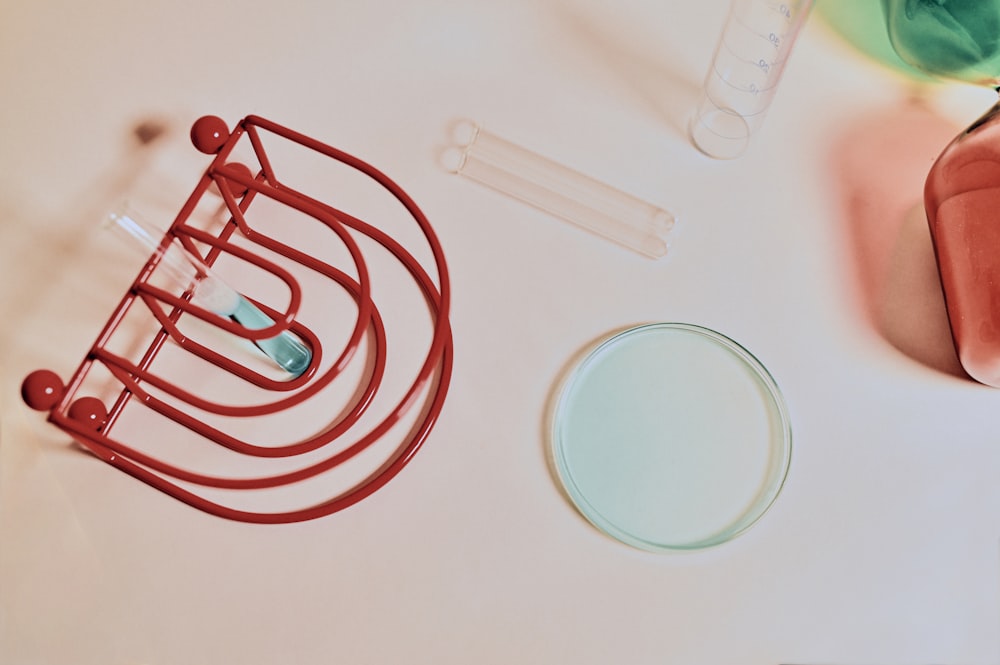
left=550, top=322, right=792, bottom=552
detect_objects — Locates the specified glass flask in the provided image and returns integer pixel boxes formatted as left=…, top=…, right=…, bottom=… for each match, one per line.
left=883, top=0, right=1000, bottom=386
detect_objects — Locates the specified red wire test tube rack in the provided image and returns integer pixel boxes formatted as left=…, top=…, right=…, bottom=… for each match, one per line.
left=21, top=115, right=454, bottom=524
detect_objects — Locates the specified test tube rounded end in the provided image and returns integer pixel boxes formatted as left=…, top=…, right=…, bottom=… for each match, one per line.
left=651, top=209, right=676, bottom=234
left=449, top=118, right=480, bottom=148
left=440, top=146, right=467, bottom=175
left=638, top=235, right=669, bottom=259
left=441, top=118, right=482, bottom=174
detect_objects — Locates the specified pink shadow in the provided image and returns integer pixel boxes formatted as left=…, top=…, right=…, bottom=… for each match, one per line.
left=828, top=98, right=965, bottom=378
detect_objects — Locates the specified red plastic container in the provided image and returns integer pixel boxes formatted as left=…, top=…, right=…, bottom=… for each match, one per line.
left=925, top=101, right=1000, bottom=386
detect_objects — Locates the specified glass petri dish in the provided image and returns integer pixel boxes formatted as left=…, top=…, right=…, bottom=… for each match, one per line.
left=550, top=323, right=791, bottom=551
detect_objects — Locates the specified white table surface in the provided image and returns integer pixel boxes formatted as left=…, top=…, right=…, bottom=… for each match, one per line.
left=2, top=1, right=999, bottom=663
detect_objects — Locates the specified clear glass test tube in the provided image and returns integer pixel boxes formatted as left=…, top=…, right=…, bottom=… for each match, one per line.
left=690, top=0, right=814, bottom=159
left=452, top=123, right=675, bottom=259
left=105, top=210, right=312, bottom=377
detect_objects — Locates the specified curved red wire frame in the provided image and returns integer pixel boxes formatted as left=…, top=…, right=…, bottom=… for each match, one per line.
left=38, top=115, right=453, bottom=523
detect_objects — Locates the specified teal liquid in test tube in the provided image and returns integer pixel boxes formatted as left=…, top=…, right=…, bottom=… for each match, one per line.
left=106, top=211, right=312, bottom=377
left=690, top=0, right=814, bottom=159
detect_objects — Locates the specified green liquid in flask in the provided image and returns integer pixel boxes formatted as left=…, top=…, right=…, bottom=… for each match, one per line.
left=882, top=0, right=1000, bottom=85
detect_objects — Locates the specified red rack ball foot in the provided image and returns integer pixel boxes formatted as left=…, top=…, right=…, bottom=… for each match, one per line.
left=190, top=115, right=230, bottom=154
left=21, top=369, right=65, bottom=411
left=68, top=397, right=108, bottom=431
left=218, top=162, right=255, bottom=197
